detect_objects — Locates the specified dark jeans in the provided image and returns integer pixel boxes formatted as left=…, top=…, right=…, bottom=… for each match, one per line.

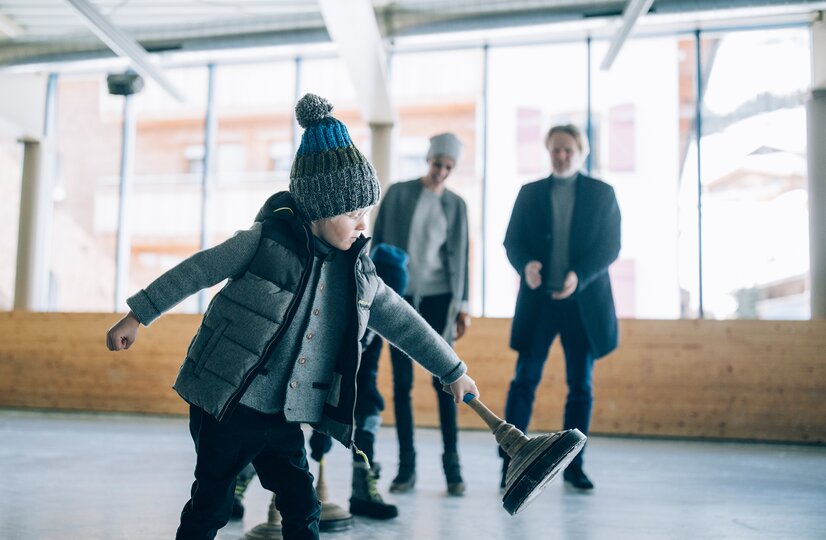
left=503, top=297, right=594, bottom=468
left=390, top=293, right=458, bottom=456
left=177, top=405, right=321, bottom=540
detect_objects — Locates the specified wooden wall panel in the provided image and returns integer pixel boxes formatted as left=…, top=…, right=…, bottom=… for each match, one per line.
left=0, top=313, right=824, bottom=443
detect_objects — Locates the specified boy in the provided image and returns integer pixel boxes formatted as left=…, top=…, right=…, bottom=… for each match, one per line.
left=305, top=242, right=410, bottom=521
left=232, top=242, right=408, bottom=522
left=105, top=93, right=478, bottom=540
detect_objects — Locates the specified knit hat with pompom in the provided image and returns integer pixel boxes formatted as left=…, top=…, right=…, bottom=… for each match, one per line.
left=289, top=93, right=381, bottom=221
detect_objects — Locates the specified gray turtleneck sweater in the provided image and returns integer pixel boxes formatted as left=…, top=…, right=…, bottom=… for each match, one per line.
left=548, top=173, right=578, bottom=291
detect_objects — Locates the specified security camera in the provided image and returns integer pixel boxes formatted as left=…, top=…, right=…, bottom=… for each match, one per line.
left=107, top=72, right=144, bottom=96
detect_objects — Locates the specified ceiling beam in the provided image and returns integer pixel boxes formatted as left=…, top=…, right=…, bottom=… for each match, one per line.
left=600, top=0, right=655, bottom=71
left=61, top=0, right=185, bottom=102
left=318, top=0, right=394, bottom=125
left=0, top=11, right=24, bottom=38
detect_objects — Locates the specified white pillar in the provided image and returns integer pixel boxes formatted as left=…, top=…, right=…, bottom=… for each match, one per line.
left=808, top=18, right=826, bottom=318
left=369, top=122, right=393, bottom=192
left=14, top=139, right=54, bottom=311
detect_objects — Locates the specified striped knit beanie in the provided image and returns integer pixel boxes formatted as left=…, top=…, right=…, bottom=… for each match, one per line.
left=289, top=93, right=381, bottom=222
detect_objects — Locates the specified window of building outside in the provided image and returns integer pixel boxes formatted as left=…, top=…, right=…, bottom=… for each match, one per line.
left=124, top=66, right=209, bottom=313
left=51, top=73, right=122, bottom=311
left=698, top=28, right=811, bottom=320
left=183, top=60, right=298, bottom=311
left=591, top=36, right=697, bottom=319
left=485, top=42, right=588, bottom=317
left=391, top=48, right=484, bottom=315
left=0, top=135, right=22, bottom=310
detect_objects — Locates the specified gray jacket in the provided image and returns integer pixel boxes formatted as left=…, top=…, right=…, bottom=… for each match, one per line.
left=127, top=192, right=466, bottom=447
left=372, top=179, right=469, bottom=342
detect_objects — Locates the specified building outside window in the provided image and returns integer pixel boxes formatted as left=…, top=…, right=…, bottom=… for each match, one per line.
left=51, top=74, right=121, bottom=311
left=697, top=28, right=811, bottom=320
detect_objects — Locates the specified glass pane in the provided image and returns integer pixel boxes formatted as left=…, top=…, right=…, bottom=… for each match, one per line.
left=699, top=28, right=811, bottom=319
left=0, top=135, right=22, bottom=310
left=179, top=61, right=299, bottom=311
left=391, top=48, right=484, bottom=315
left=300, top=57, right=369, bottom=152
left=591, top=36, right=699, bottom=319
left=485, top=43, right=588, bottom=317
left=130, top=67, right=209, bottom=313
left=52, top=74, right=121, bottom=311
left=211, top=61, right=296, bottom=236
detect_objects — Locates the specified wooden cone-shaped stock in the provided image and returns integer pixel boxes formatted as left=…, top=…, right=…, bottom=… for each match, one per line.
left=461, top=393, right=586, bottom=515
left=316, top=458, right=353, bottom=532
left=243, top=493, right=283, bottom=540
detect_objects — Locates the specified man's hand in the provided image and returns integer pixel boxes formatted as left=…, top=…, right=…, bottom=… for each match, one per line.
left=524, top=261, right=543, bottom=290
left=552, top=271, right=578, bottom=300
left=106, top=311, right=141, bottom=351
left=455, top=312, right=471, bottom=340
left=447, top=374, right=479, bottom=404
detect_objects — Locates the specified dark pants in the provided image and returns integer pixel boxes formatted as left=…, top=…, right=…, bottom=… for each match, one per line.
left=177, top=405, right=321, bottom=540
left=503, top=297, right=594, bottom=468
left=390, top=293, right=458, bottom=455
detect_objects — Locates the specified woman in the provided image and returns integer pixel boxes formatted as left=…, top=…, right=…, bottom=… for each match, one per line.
left=371, top=132, right=471, bottom=496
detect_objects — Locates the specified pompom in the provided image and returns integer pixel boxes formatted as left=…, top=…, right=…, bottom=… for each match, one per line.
left=295, top=93, right=333, bottom=128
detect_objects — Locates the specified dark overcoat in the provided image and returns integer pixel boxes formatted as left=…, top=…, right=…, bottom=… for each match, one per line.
left=504, top=174, right=621, bottom=359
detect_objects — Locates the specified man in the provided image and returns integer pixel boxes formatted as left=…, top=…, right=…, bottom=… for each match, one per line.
left=501, top=124, right=621, bottom=490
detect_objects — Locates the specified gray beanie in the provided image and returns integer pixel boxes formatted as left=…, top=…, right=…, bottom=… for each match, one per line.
left=289, top=93, right=381, bottom=222
left=426, top=132, right=463, bottom=163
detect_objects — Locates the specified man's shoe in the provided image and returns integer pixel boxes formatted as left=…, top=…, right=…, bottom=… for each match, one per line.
left=350, top=462, right=398, bottom=520
left=563, top=465, right=594, bottom=490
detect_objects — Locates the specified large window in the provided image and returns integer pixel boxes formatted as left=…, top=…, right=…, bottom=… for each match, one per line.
left=120, top=67, right=210, bottom=313
left=52, top=74, right=121, bottom=311
left=211, top=61, right=296, bottom=236
left=10, top=24, right=813, bottom=320
left=591, top=36, right=696, bottom=319
left=698, top=28, right=811, bottom=319
left=0, top=135, right=22, bottom=309
left=391, top=48, right=485, bottom=314
left=485, top=43, right=588, bottom=317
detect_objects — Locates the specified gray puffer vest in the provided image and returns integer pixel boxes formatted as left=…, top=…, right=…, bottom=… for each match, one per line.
left=151, top=192, right=377, bottom=447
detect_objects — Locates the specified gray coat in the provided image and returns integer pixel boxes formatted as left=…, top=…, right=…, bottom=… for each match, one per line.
left=127, top=192, right=466, bottom=448
left=371, top=179, right=469, bottom=342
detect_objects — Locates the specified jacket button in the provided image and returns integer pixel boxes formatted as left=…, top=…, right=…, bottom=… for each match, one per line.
left=299, top=357, right=306, bottom=364
left=313, top=308, right=320, bottom=316
left=319, top=283, right=325, bottom=291
left=306, top=331, right=313, bottom=340
left=290, top=381, right=297, bottom=389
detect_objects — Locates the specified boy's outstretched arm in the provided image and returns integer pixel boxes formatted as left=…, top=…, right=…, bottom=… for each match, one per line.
left=106, top=311, right=140, bottom=351
left=104, top=223, right=262, bottom=352
left=367, top=280, right=480, bottom=402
